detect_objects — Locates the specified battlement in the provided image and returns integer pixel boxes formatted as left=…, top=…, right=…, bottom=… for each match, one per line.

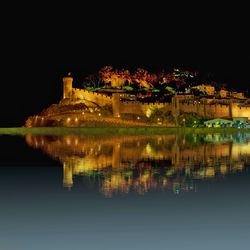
left=72, top=88, right=112, bottom=100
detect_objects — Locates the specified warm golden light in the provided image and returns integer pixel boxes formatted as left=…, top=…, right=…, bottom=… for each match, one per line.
left=25, top=134, right=250, bottom=197
left=25, top=68, right=250, bottom=129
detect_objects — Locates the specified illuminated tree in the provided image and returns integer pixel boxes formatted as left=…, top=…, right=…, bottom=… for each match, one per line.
left=84, top=66, right=199, bottom=91
left=119, top=69, right=132, bottom=86
left=132, top=68, right=153, bottom=89
left=98, top=66, right=131, bottom=88
left=98, top=66, right=113, bottom=87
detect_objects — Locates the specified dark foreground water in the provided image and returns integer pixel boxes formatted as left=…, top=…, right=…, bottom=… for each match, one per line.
left=1, top=133, right=250, bottom=250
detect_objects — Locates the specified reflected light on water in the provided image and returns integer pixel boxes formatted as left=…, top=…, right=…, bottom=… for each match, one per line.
left=25, top=133, right=250, bottom=197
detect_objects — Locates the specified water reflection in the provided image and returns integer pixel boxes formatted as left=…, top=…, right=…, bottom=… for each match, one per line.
left=25, top=133, right=250, bottom=197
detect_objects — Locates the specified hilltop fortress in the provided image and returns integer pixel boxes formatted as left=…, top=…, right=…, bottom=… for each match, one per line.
left=25, top=73, right=250, bottom=127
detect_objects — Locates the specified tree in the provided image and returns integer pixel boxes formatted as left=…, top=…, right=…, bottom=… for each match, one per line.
left=98, top=66, right=114, bottom=87
left=98, top=66, right=131, bottom=88
left=132, top=68, right=153, bottom=89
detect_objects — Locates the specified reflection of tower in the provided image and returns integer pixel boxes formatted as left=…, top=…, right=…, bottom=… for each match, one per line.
left=172, top=136, right=180, bottom=167
left=63, top=72, right=73, bottom=99
left=63, top=162, right=73, bottom=188
left=112, top=143, right=121, bottom=168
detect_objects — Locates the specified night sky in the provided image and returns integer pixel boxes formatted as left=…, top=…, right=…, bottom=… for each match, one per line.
left=1, top=3, right=249, bottom=126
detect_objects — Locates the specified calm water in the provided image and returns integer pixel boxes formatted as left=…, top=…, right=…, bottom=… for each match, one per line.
left=1, top=133, right=250, bottom=250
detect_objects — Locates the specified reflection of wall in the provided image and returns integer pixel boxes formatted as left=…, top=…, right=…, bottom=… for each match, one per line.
left=26, top=134, right=250, bottom=169
left=26, top=134, right=250, bottom=196
left=231, top=143, right=250, bottom=160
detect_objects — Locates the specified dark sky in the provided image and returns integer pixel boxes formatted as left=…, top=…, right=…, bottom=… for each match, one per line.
left=1, top=2, right=249, bottom=126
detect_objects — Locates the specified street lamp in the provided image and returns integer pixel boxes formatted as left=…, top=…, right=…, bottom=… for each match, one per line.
left=183, top=118, right=186, bottom=127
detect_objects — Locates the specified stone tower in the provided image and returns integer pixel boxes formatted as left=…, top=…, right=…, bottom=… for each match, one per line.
left=63, top=72, right=73, bottom=99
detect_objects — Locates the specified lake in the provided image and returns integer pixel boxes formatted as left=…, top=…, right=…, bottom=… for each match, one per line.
left=1, top=132, right=250, bottom=250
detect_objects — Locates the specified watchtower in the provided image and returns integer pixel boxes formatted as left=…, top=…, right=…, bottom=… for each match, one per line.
left=63, top=72, right=73, bottom=99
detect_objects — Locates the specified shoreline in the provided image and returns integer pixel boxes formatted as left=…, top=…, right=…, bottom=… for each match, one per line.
left=1, top=127, right=250, bottom=136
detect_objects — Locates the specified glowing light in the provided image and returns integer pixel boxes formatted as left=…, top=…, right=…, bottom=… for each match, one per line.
left=146, top=143, right=153, bottom=155
left=98, top=113, right=101, bottom=116
left=137, top=116, right=140, bottom=120
left=74, top=138, right=79, bottom=145
left=82, top=112, right=85, bottom=115
left=220, top=165, right=227, bottom=175
left=67, top=118, right=71, bottom=122
left=146, top=109, right=152, bottom=118
left=75, top=118, right=78, bottom=122
left=205, top=167, right=215, bottom=177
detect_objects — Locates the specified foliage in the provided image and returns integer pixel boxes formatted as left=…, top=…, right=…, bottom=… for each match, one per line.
left=122, top=86, right=134, bottom=91
left=177, top=113, right=205, bottom=127
left=83, top=66, right=199, bottom=92
left=165, top=86, right=176, bottom=94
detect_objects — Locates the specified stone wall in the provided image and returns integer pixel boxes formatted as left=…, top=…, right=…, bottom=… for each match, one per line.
left=178, top=103, right=231, bottom=118
left=116, top=100, right=250, bottom=119
left=68, top=88, right=250, bottom=119
left=118, top=101, right=172, bottom=116
left=71, top=88, right=112, bottom=106
left=231, top=103, right=250, bottom=118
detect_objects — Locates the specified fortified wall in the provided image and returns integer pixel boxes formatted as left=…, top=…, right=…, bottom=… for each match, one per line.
left=113, top=97, right=250, bottom=119
left=118, top=100, right=172, bottom=117
left=62, top=74, right=250, bottom=119
left=71, top=88, right=112, bottom=106
left=63, top=73, right=112, bottom=106
left=178, top=102, right=250, bottom=119
left=178, top=102, right=231, bottom=118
